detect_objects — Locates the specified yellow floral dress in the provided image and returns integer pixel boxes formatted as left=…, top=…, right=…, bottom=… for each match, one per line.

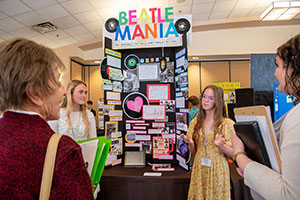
left=187, top=118, right=235, bottom=200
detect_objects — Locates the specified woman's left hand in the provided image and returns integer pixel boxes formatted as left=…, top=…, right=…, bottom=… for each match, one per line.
left=214, top=132, right=227, bottom=147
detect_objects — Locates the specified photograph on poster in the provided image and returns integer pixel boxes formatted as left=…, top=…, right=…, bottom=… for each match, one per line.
left=105, top=121, right=118, bottom=140
left=112, top=81, right=122, bottom=92
left=142, top=105, right=166, bottom=120
left=160, top=100, right=175, bottom=112
left=147, top=84, right=170, bottom=102
left=161, top=122, right=175, bottom=134
left=123, top=70, right=140, bottom=93
left=176, top=96, right=185, bottom=108
left=111, top=138, right=123, bottom=155
left=106, top=91, right=120, bottom=100
left=160, top=62, right=174, bottom=83
left=108, top=67, right=123, bottom=81
left=103, top=105, right=115, bottom=115
left=141, top=141, right=152, bottom=154
left=138, top=63, right=159, bottom=81
left=175, top=73, right=188, bottom=88
left=152, top=137, right=169, bottom=159
left=176, top=112, right=187, bottom=124
left=107, top=54, right=121, bottom=69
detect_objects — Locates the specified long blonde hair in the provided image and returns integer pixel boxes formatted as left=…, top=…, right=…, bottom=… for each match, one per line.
left=193, top=85, right=226, bottom=151
left=61, top=80, right=89, bottom=137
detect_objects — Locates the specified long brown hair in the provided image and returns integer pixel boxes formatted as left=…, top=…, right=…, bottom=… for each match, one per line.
left=192, top=85, right=226, bottom=150
left=61, top=80, right=89, bottom=137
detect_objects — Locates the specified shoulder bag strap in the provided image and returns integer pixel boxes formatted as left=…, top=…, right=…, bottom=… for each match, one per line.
left=39, top=133, right=63, bottom=200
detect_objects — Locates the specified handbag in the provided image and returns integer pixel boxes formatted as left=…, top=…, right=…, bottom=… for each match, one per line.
left=39, top=134, right=63, bottom=200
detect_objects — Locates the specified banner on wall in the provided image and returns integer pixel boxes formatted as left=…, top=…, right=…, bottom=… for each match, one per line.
left=103, top=7, right=192, bottom=49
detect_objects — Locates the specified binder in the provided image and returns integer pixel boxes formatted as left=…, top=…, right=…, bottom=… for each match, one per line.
left=234, top=105, right=282, bottom=173
left=77, top=136, right=112, bottom=194
left=234, top=121, right=271, bottom=168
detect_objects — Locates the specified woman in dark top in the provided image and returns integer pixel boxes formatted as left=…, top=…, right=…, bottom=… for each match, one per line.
left=0, top=38, right=94, bottom=199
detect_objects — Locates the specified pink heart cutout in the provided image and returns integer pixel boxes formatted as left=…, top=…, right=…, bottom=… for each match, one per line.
left=127, top=97, right=143, bottom=113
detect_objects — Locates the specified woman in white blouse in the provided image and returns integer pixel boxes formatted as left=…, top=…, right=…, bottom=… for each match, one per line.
left=49, top=80, right=97, bottom=141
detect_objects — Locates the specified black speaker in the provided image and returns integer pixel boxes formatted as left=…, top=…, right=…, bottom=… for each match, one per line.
left=235, top=88, right=254, bottom=108
left=227, top=103, right=236, bottom=121
left=105, top=18, right=119, bottom=33
left=175, top=18, right=190, bottom=34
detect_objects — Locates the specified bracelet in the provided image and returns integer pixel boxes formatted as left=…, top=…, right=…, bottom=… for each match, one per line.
left=233, top=151, right=246, bottom=161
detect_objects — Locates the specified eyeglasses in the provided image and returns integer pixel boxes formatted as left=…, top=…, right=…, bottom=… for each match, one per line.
left=201, top=94, right=215, bottom=101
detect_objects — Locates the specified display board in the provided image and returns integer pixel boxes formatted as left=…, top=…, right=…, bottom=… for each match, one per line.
left=101, top=7, right=191, bottom=168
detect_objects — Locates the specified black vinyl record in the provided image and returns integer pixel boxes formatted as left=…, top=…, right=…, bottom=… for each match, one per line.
left=100, top=57, right=108, bottom=79
left=124, top=54, right=139, bottom=70
left=105, top=18, right=119, bottom=33
left=175, top=18, right=190, bottom=34
left=122, top=92, right=149, bottom=120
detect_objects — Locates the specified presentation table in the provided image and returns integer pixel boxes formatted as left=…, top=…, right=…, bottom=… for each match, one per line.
left=98, top=163, right=252, bottom=200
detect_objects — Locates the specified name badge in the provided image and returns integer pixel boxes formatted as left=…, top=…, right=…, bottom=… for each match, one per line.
left=201, top=157, right=212, bottom=167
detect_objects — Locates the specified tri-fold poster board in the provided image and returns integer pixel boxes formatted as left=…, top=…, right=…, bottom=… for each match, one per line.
left=234, top=105, right=282, bottom=173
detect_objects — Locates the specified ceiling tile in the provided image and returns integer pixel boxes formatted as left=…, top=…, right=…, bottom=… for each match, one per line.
left=234, top=0, right=258, bottom=9
left=13, top=11, right=45, bottom=26
left=22, top=0, right=57, bottom=10
left=192, top=2, right=214, bottom=14
left=0, top=17, right=25, bottom=31
left=248, top=7, right=266, bottom=17
left=31, top=35, right=55, bottom=45
left=44, top=30, right=70, bottom=40
left=64, top=25, right=89, bottom=36
left=173, top=5, right=192, bottom=15
left=52, top=15, right=80, bottom=29
left=213, top=1, right=236, bottom=12
left=61, top=0, right=93, bottom=14
left=91, top=29, right=102, bottom=38
left=36, top=4, right=69, bottom=21
left=192, top=12, right=210, bottom=22
left=84, top=20, right=104, bottom=32
left=193, top=0, right=214, bottom=4
left=0, top=32, right=15, bottom=40
left=229, top=8, right=252, bottom=18
left=74, top=10, right=102, bottom=24
left=209, top=10, right=231, bottom=20
left=56, top=36, right=78, bottom=46
left=0, top=0, right=31, bottom=16
left=11, top=27, right=41, bottom=38
left=73, top=32, right=96, bottom=42
left=0, top=12, right=8, bottom=20
left=45, top=41, right=61, bottom=49
left=174, top=0, right=194, bottom=6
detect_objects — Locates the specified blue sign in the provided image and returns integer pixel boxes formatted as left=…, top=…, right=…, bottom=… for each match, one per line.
left=274, top=83, right=294, bottom=121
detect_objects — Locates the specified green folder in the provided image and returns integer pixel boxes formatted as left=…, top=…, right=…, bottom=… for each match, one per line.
left=77, top=136, right=111, bottom=194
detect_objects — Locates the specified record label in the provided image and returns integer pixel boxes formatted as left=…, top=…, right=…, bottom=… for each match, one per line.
left=124, top=54, right=139, bottom=70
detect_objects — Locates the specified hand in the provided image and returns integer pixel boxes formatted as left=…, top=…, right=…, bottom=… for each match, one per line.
left=214, top=132, right=227, bottom=147
left=232, top=132, right=245, bottom=155
left=180, top=134, right=193, bottom=145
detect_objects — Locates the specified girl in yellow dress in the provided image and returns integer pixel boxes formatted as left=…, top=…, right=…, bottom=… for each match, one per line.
left=181, top=85, right=235, bottom=200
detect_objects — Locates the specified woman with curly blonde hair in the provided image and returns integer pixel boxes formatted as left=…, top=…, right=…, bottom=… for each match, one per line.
left=49, top=80, right=97, bottom=141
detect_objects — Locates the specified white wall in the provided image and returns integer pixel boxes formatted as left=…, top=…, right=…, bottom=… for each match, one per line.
left=54, top=23, right=300, bottom=87
left=188, top=24, right=300, bottom=55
